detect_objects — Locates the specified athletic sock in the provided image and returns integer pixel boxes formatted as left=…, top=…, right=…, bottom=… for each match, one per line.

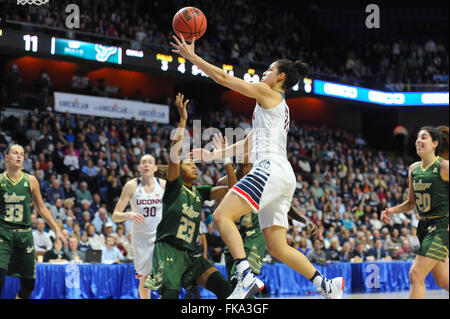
left=310, top=270, right=325, bottom=289
left=235, top=258, right=250, bottom=273
left=206, top=271, right=233, bottom=299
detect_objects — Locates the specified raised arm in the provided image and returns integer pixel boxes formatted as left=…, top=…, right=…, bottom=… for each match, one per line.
left=170, top=35, right=281, bottom=108
left=167, top=93, right=189, bottom=182
left=29, top=175, right=67, bottom=247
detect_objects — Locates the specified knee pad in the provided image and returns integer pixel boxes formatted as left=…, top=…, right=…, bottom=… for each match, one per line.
left=18, top=278, right=35, bottom=299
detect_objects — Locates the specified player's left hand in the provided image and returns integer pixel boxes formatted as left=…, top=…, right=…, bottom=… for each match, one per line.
left=170, top=34, right=196, bottom=61
left=175, top=92, right=189, bottom=120
left=191, top=148, right=213, bottom=163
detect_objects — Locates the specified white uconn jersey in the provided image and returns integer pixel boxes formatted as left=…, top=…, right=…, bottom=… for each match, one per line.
left=130, top=178, right=163, bottom=236
left=250, top=92, right=290, bottom=163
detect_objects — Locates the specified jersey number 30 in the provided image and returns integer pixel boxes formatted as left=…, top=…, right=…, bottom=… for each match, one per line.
left=143, top=207, right=157, bottom=217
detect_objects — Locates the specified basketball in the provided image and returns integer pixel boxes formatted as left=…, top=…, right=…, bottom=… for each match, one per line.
left=172, top=7, right=207, bottom=42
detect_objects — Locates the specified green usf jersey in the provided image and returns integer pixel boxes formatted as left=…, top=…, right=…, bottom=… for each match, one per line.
left=238, top=212, right=262, bottom=238
left=412, top=157, right=449, bottom=218
left=0, top=172, right=32, bottom=230
left=156, top=177, right=212, bottom=252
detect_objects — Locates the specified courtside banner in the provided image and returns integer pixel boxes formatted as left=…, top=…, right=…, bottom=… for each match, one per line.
left=54, top=92, right=169, bottom=124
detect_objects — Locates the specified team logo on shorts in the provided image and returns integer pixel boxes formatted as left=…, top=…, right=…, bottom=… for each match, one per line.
left=26, top=246, right=34, bottom=254
left=427, top=225, right=436, bottom=234
left=258, top=160, right=271, bottom=169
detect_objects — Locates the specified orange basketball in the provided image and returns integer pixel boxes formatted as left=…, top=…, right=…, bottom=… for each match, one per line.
left=172, top=7, right=207, bottom=42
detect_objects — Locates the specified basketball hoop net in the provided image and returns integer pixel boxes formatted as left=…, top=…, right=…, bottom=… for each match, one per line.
left=17, top=0, right=49, bottom=5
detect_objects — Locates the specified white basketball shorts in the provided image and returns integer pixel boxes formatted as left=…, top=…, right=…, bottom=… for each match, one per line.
left=231, top=156, right=296, bottom=230
left=131, top=232, right=156, bottom=278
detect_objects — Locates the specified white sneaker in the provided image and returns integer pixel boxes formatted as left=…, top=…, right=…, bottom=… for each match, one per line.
left=318, top=277, right=345, bottom=299
left=227, top=267, right=265, bottom=299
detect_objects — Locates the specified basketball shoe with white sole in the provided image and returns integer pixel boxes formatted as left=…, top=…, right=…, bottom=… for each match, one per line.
left=227, top=267, right=265, bottom=299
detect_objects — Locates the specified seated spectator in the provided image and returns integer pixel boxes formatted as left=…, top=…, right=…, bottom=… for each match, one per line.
left=369, top=212, right=383, bottom=230
left=49, top=198, right=67, bottom=222
left=384, top=229, right=403, bottom=257
left=339, top=242, right=352, bottom=262
left=89, top=193, right=103, bottom=215
left=395, top=239, right=417, bottom=261
left=79, top=231, right=92, bottom=252
left=115, top=224, right=131, bottom=257
left=325, top=239, right=341, bottom=261
left=86, top=223, right=105, bottom=250
left=65, top=236, right=86, bottom=263
left=32, top=218, right=53, bottom=254
left=350, top=242, right=367, bottom=263
left=297, top=237, right=310, bottom=256
left=46, top=178, right=65, bottom=203
left=81, top=159, right=98, bottom=185
left=307, top=239, right=326, bottom=265
left=62, top=181, right=76, bottom=202
left=101, top=235, right=125, bottom=264
left=366, top=239, right=391, bottom=261
left=75, top=181, right=93, bottom=204
left=63, top=198, right=75, bottom=212
left=43, top=238, right=70, bottom=263
left=102, top=222, right=116, bottom=238
left=64, top=216, right=74, bottom=235
left=72, top=221, right=82, bottom=240
left=92, top=207, right=116, bottom=234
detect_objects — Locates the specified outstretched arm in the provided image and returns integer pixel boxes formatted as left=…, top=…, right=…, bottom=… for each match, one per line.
left=170, top=35, right=277, bottom=107
left=167, top=93, right=189, bottom=182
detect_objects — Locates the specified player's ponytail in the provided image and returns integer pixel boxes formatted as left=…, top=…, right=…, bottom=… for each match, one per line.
left=437, top=126, right=449, bottom=160
left=276, top=59, right=309, bottom=90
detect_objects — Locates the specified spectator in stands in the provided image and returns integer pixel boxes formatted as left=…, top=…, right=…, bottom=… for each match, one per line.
left=350, top=242, right=367, bottom=262
left=339, top=242, right=352, bottom=262
left=78, top=231, right=92, bottom=252
left=33, top=218, right=53, bottom=255
left=86, top=223, right=105, bottom=250
left=49, top=198, right=67, bottom=222
left=92, top=207, right=115, bottom=234
left=366, top=238, right=391, bottom=261
left=45, top=177, right=65, bottom=205
left=75, top=181, right=93, bottom=204
left=65, top=236, right=86, bottom=263
left=325, top=239, right=341, bottom=261
left=43, top=238, right=69, bottom=263
left=62, top=181, right=76, bottom=202
left=395, top=239, right=417, bottom=261
left=101, top=235, right=125, bottom=264
left=307, top=239, right=326, bottom=265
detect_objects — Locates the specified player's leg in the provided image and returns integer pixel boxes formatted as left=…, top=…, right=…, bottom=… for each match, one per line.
left=0, top=268, right=6, bottom=297
left=409, top=255, right=438, bottom=299
left=0, top=230, right=13, bottom=297
left=138, top=277, right=151, bottom=299
left=12, top=232, right=36, bottom=299
left=195, top=265, right=232, bottom=299
left=260, top=198, right=344, bottom=299
left=133, top=234, right=153, bottom=299
left=212, top=190, right=253, bottom=260
left=430, top=257, right=449, bottom=291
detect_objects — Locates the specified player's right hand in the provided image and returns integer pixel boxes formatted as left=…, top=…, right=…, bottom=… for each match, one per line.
left=175, top=92, right=189, bottom=120
left=129, top=212, right=145, bottom=224
left=380, top=208, right=392, bottom=225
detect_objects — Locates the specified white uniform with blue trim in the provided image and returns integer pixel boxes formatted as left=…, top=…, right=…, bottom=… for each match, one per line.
left=232, top=93, right=296, bottom=229
left=130, top=178, right=163, bottom=277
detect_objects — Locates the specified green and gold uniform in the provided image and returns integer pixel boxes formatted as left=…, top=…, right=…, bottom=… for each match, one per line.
left=224, top=212, right=266, bottom=283
left=145, top=177, right=214, bottom=297
left=0, top=172, right=36, bottom=279
left=412, top=157, right=449, bottom=262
